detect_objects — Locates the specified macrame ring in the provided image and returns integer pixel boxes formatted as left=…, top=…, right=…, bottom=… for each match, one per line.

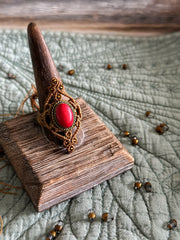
left=36, top=77, right=82, bottom=153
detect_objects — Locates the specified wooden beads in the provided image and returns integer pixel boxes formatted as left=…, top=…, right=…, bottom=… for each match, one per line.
left=144, top=182, right=152, bottom=192
left=134, top=181, right=152, bottom=192
left=88, top=209, right=96, bottom=221
left=54, top=223, right=63, bottom=233
left=123, top=132, right=139, bottom=146
left=124, top=131, right=130, bottom=137
left=122, top=64, right=127, bottom=70
left=156, top=123, right=169, bottom=135
left=134, top=181, right=142, bottom=190
left=7, top=73, right=15, bottom=79
left=107, top=64, right=112, bottom=70
left=50, top=230, right=56, bottom=238
left=145, top=111, right=151, bottom=117
left=102, top=212, right=114, bottom=222
left=131, top=136, right=139, bottom=145
left=68, top=69, right=75, bottom=75
left=167, top=219, right=177, bottom=230
left=47, top=220, right=63, bottom=239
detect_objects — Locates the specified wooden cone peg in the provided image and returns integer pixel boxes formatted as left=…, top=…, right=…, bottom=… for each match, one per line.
left=0, top=23, right=134, bottom=212
left=28, top=23, right=83, bottom=147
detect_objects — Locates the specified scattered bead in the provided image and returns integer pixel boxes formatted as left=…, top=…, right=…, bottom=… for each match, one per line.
left=167, top=219, right=177, bottom=230
left=47, top=220, right=64, bottom=239
left=68, top=70, right=75, bottom=75
left=107, top=64, right=112, bottom=70
left=144, top=182, right=152, bottom=192
left=50, top=230, right=56, bottom=238
left=124, top=131, right=130, bottom=137
left=88, top=209, right=96, bottom=221
left=122, top=64, right=127, bottom=70
left=145, top=111, right=151, bottom=117
left=7, top=73, right=15, bottom=79
left=102, top=212, right=114, bottom=222
left=156, top=123, right=169, bottom=135
left=54, top=220, right=63, bottom=233
left=131, top=136, right=139, bottom=145
left=156, top=125, right=164, bottom=135
left=134, top=181, right=142, bottom=190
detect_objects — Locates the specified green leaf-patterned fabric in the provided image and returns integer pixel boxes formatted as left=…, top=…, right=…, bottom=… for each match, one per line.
left=0, top=30, right=180, bottom=240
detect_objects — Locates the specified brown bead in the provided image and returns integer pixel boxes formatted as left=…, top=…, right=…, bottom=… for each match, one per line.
left=59, top=85, right=63, bottom=89
left=102, top=212, right=114, bottom=222
left=122, top=64, right=127, bottom=70
left=134, top=181, right=142, bottom=190
left=107, top=64, right=112, bottom=70
left=145, top=111, right=151, bottom=117
left=7, top=73, right=16, bottom=79
left=144, top=182, right=152, bottom=192
left=124, top=131, right=130, bottom=137
left=167, top=219, right=177, bottom=230
left=156, top=126, right=164, bottom=135
left=54, top=220, right=64, bottom=233
left=102, top=212, right=108, bottom=221
left=50, top=230, right=56, bottom=237
left=131, top=136, right=138, bottom=145
left=68, top=69, right=75, bottom=75
left=88, top=212, right=96, bottom=221
left=55, top=224, right=63, bottom=232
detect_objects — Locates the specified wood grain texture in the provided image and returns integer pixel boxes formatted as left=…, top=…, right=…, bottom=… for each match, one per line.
left=0, top=98, right=134, bottom=212
left=0, top=0, right=179, bottom=24
left=0, top=0, right=179, bottom=34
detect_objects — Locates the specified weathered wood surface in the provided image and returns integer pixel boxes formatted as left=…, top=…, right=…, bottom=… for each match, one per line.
left=0, top=0, right=179, bottom=24
left=0, top=0, right=179, bottom=34
left=0, top=98, right=134, bottom=212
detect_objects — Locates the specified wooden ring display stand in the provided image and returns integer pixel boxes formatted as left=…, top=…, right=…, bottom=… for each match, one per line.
left=0, top=23, right=134, bottom=212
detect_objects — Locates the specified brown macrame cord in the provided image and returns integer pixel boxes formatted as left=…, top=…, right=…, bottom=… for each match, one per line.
left=34, top=77, right=82, bottom=153
left=0, top=84, right=38, bottom=119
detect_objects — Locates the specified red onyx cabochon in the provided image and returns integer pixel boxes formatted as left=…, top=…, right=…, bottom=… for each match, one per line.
left=55, top=103, right=74, bottom=128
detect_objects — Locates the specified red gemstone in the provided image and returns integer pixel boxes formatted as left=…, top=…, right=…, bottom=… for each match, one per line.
left=55, top=103, right=74, bottom=128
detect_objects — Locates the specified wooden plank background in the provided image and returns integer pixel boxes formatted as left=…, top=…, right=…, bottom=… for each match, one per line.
left=0, top=1, right=180, bottom=35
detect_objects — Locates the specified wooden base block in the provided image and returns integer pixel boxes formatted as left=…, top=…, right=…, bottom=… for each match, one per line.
left=0, top=98, right=134, bottom=212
